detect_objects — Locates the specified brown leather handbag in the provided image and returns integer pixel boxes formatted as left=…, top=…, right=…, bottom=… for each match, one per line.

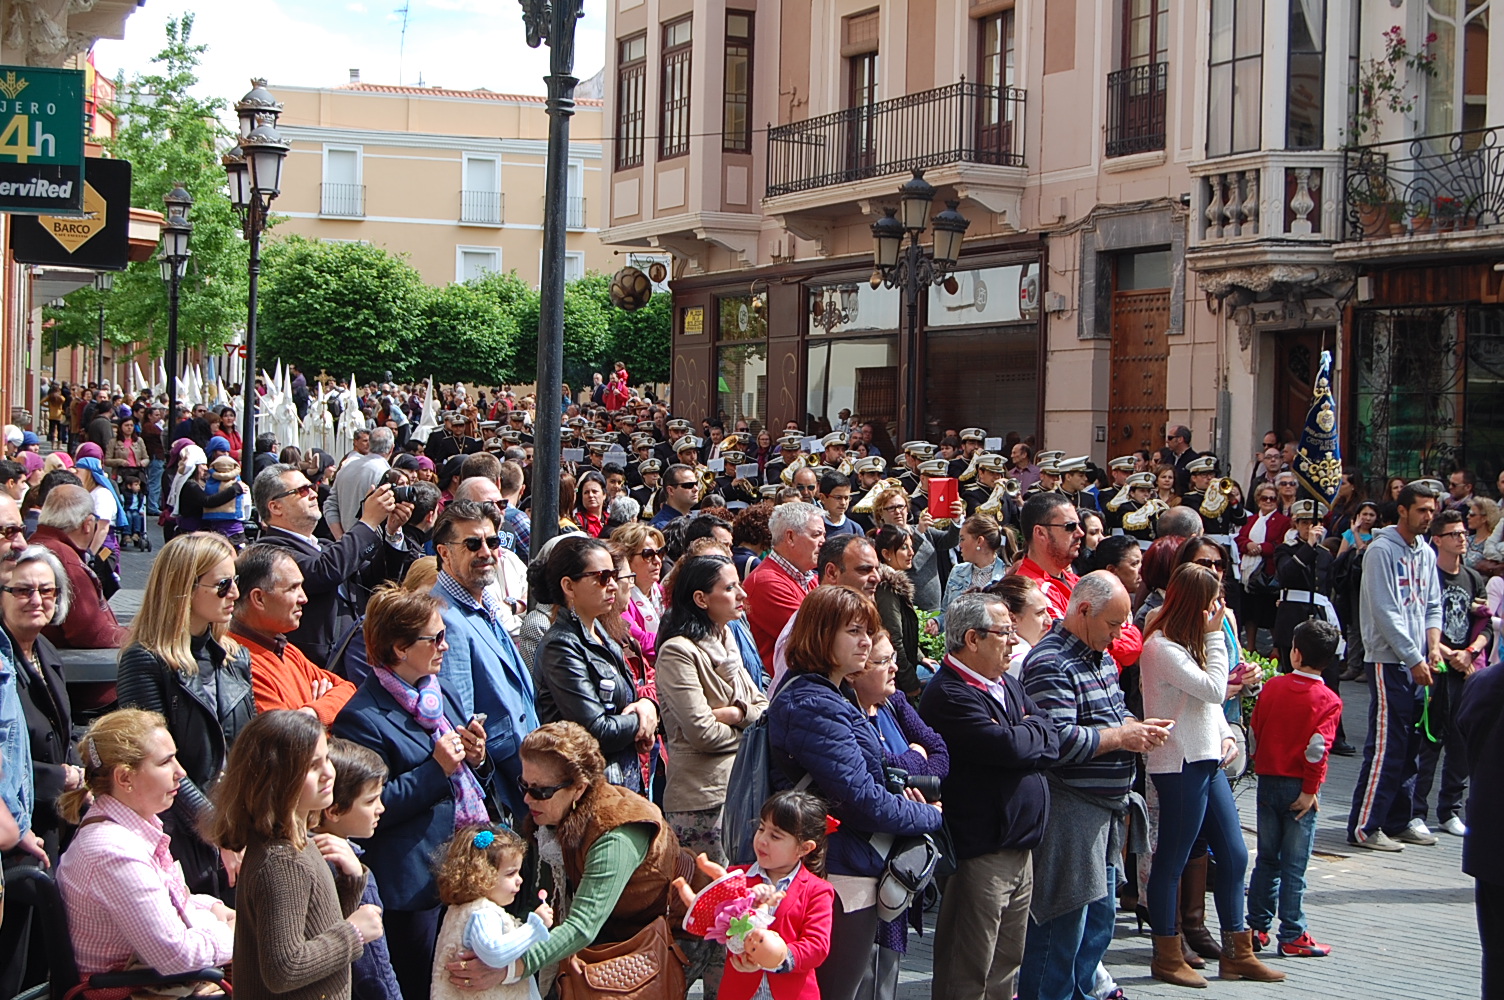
left=557, top=915, right=687, bottom=1000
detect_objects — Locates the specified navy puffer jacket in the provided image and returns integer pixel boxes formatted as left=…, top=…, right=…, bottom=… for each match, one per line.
left=768, top=672, right=942, bottom=877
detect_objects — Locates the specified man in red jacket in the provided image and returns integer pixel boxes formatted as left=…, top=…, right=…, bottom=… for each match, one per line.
left=31, top=486, right=127, bottom=649
left=743, top=502, right=824, bottom=670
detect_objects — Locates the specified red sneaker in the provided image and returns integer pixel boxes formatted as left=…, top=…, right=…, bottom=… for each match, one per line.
left=1279, top=932, right=1332, bottom=957
left=1251, top=929, right=1270, bottom=951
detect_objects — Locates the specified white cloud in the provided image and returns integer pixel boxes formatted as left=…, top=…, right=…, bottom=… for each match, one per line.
left=346, top=2, right=368, bottom=13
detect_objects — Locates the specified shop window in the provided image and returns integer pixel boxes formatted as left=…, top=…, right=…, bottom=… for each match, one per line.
left=924, top=325, right=1039, bottom=443
left=807, top=336, right=899, bottom=436
left=718, top=344, right=767, bottom=429
left=1353, top=307, right=1462, bottom=483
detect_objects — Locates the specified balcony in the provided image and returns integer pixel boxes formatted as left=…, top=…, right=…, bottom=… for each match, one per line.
left=320, top=183, right=364, bottom=218
left=566, top=196, right=586, bottom=230
left=1337, top=127, right=1504, bottom=258
left=1185, top=151, right=1346, bottom=270
left=461, top=190, right=503, bottom=225
left=761, top=81, right=1029, bottom=244
left=1105, top=63, right=1167, bottom=159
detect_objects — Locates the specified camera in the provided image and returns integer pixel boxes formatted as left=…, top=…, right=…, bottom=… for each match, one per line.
left=883, top=767, right=941, bottom=803
left=390, top=484, right=416, bottom=504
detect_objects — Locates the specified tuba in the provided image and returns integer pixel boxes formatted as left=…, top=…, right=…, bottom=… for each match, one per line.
left=1123, top=497, right=1170, bottom=534
left=1199, top=478, right=1237, bottom=519
left=852, top=477, right=902, bottom=514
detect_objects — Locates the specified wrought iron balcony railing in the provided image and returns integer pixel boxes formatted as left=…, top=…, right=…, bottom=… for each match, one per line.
left=765, top=81, right=1025, bottom=198
left=566, top=196, right=586, bottom=230
left=461, top=189, right=503, bottom=225
left=1105, top=63, right=1168, bottom=158
left=1342, top=127, right=1504, bottom=240
left=320, top=183, right=364, bottom=217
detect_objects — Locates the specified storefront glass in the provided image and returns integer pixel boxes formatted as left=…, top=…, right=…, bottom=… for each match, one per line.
left=1352, top=308, right=1463, bottom=483
left=716, top=296, right=767, bottom=428
left=806, top=335, right=899, bottom=436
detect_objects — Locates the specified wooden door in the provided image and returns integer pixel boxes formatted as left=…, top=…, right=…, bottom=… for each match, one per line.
left=1109, top=290, right=1171, bottom=453
left=1274, top=329, right=1332, bottom=441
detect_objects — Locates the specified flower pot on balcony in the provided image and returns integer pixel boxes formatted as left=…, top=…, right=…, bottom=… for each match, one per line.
left=1385, top=201, right=1407, bottom=236
left=1411, top=213, right=1433, bottom=234
left=1357, top=202, right=1389, bottom=238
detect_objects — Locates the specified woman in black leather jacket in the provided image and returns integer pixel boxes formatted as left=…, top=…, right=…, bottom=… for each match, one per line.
left=527, top=534, right=659, bottom=793
left=115, top=531, right=253, bottom=900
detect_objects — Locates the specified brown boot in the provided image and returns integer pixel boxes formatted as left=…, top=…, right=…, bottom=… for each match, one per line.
left=1152, top=934, right=1209, bottom=988
left=1219, top=929, right=1287, bottom=981
left=1180, top=855, right=1220, bottom=961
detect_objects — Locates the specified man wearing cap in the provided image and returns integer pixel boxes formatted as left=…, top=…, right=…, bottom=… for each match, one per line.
left=763, top=433, right=804, bottom=486
left=1180, top=455, right=1241, bottom=535
left=1026, top=452, right=1064, bottom=498
left=1101, top=457, right=1137, bottom=533
left=1057, top=457, right=1099, bottom=513
left=819, top=431, right=849, bottom=471
left=847, top=456, right=888, bottom=533
left=631, top=459, right=663, bottom=515
left=654, top=418, right=693, bottom=464
left=963, top=454, right=1022, bottom=526
left=1109, top=472, right=1161, bottom=541
left=909, top=457, right=955, bottom=522
left=896, top=441, right=936, bottom=494
left=427, top=411, right=482, bottom=466
left=949, top=427, right=987, bottom=478
left=715, top=445, right=760, bottom=504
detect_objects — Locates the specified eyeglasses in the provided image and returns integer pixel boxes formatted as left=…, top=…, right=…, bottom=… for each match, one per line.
left=449, top=535, right=503, bottom=552
left=866, top=653, right=898, bottom=669
left=976, top=626, right=1017, bottom=639
left=636, top=548, right=664, bottom=561
left=573, top=569, right=624, bottom=586
left=413, top=629, right=447, bottom=645
left=196, top=576, right=237, bottom=598
left=1041, top=521, right=1082, bottom=533
left=1192, top=558, right=1225, bottom=571
left=1, top=584, right=56, bottom=601
left=0, top=524, right=24, bottom=539
left=880, top=504, right=909, bottom=514
left=518, top=778, right=572, bottom=801
left=271, top=482, right=316, bottom=502
left=1436, top=530, right=1469, bottom=539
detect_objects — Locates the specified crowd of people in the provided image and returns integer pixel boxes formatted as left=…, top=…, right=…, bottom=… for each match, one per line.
left=0, top=372, right=1501, bottom=1000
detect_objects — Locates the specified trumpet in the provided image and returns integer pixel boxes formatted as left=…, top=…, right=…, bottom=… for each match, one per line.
left=1199, top=478, right=1238, bottom=519
left=697, top=465, right=719, bottom=503
left=1002, top=477, right=1021, bottom=498
left=853, top=477, right=902, bottom=514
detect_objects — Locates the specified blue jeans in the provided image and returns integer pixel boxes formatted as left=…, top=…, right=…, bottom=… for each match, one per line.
left=145, top=457, right=164, bottom=514
left=1148, top=760, right=1249, bottom=936
left=1247, top=774, right=1317, bottom=942
left=1017, top=865, right=1117, bottom=1000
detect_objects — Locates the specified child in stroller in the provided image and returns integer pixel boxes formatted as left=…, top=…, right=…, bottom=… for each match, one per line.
left=119, top=471, right=151, bottom=551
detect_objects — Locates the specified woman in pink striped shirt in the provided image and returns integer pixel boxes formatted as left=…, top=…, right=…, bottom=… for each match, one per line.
left=55, top=709, right=235, bottom=976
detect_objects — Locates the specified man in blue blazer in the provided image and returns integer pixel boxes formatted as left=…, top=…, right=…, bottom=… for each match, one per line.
left=431, top=499, right=538, bottom=819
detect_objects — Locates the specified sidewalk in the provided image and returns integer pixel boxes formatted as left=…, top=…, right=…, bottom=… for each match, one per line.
left=891, top=677, right=1481, bottom=999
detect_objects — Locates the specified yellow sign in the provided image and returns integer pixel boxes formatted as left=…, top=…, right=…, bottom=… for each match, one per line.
left=38, top=179, right=103, bottom=252
left=683, top=306, right=704, bottom=335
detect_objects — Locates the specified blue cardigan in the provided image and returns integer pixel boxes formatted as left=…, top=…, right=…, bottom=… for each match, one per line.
left=331, top=676, right=498, bottom=911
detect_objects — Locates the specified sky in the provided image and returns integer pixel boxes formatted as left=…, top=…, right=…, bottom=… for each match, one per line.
left=92, top=0, right=608, bottom=105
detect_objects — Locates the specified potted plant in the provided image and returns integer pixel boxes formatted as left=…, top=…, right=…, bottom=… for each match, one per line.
left=1386, top=199, right=1407, bottom=236
left=1350, top=175, right=1393, bottom=238
left=1435, top=195, right=1463, bottom=231
left=1346, top=26, right=1438, bottom=145
left=1410, top=200, right=1433, bottom=234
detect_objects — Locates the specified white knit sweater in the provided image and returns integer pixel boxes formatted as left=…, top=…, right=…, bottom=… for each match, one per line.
left=1139, top=632, right=1235, bottom=774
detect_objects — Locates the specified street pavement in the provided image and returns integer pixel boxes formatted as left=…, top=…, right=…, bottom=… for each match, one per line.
left=109, top=541, right=1480, bottom=998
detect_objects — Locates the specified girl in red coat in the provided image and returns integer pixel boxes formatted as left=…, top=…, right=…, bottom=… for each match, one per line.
left=684, top=790, right=835, bottom=1000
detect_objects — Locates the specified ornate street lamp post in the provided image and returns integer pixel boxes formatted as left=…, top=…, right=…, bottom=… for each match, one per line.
left=871, top=170, right=970, bottom=441
left=518, top=0, right=585, bottom=557
left=94, top=272, right=113, bottom=386
left=224, top=78, right=289, bottom=477
left=159, top=182, right=194, bottom=416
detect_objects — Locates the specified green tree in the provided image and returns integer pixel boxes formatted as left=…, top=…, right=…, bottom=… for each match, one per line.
left=421, top=282, right=518, bottom=384
left=257, top=236, right=428, bottom=380
left=508, top=273, right=612, bottom=386
left=605, top=283, right=672, bottom=383
left=43, top=14, right=250, bottom=361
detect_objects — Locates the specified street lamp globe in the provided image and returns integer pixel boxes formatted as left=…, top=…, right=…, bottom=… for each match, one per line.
left=94, top=272, right=113, bottom=293
left=159, top=256, right=175, bottom=285
left=234, top=78, right=282, bottom=139
left=222, top=146, right=251, bottom=211
left=162, top=183, right=194, bottom=260
left=897, top=170, right=936, bottom=232
left=242, top=121, right=290, bottom=199
left=871, top=208, right=904, bottom=272
left=930, top=200, right=971, bottom=268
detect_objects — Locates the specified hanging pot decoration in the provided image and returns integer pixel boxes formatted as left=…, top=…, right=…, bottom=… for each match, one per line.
left=609, top=266, right=653, bottom=311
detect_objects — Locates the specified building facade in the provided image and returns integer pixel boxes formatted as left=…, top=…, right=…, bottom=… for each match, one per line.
left=600, top=0, right=1504, bottom=489
left=274, top=77, right=615, bottom=288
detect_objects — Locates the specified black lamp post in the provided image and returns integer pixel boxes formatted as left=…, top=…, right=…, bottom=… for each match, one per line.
left=94, top=272, right=113, bottom=386
left=518, top=0, right=585, bottom=558
left=159, top=182, right=194, bottom=417
left=870, top=169, right=970, bottom=441
left=225, top=79, right=288, bottom=477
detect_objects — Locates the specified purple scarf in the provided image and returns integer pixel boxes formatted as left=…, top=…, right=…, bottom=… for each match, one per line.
left=373, top=667, right=491, bottom=829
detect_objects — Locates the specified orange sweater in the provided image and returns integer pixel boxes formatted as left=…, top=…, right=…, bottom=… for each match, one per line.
left=235, top=627, right=356, bottom=725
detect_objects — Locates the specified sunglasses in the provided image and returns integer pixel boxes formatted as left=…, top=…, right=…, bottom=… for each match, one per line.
left=574, top=568, right=625, bottom=587
left=519, top=778, right=572, bottom=801
left=636, top=548, right=664, bottom=560
left=271, top=482, right=316, bottom=501
left=1192, top=558, right=1225, bottom=571
left=1, top=584, right=56, bottom=601
left=413, top=629, right=447, bottom=645
left=1043, top=521, right=1082, bottom=533
left=670, top=481, right=697, bottom=490
left=0, top=524, right=24, bottom=539
left=197, top=575, right=237, bottom=598
left=446, top=535, right=503, bottom=552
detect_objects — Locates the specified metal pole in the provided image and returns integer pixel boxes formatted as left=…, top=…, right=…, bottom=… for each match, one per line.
left=96, top=303, right=104, bottom=386
left=525, top=0, right=583, bottom=558
left=241, top=202, right=262, bottom=477
left=166, top=265, right=180, bottom=418
left=903, top=240, right=922, bottom=441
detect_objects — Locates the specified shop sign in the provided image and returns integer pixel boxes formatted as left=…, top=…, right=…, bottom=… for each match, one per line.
left=0, top=67, right=86, bottom=214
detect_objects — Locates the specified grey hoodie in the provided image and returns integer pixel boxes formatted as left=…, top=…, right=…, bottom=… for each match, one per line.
left=1358, top=524, right=1442, bottom=668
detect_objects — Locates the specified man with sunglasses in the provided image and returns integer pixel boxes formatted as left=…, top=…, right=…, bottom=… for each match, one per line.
left=30, top=486, right=126, bottom=649
left=252, top=463, right=407, bottom=666
left=650, top=463, right=701, bottom=528
left=431, top=499, right=537, bottom=818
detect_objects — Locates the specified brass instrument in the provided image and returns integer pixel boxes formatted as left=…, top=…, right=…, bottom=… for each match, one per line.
left=1199, top=477, right=1237, bottom=519
left=1123, top=497, right=1169, bottom=533
left=1003, top=477, right=1022, bottom=499
left=697, top=465, right=718, bottom=503
left=780, top=454, right=809, bottom=486
left=852, top=477, right=902, bottom=514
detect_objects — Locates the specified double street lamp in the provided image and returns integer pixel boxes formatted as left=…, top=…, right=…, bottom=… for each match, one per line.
left=870, top=170, right=970, bottom=441
left=223, top=78, right=289, bottom=477
left=159, top=183, right=194, bottom=416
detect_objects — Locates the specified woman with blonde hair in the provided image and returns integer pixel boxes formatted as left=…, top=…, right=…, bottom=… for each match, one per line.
left=116, top=532, right=252, bottom=899
left=55, top=708, right=235, bottom=977
left=610, top=520, right=668, bottom=658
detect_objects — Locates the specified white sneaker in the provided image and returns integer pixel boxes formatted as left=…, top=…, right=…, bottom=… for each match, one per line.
left=1407, top=817, right=1434, bottom=838
left=1397, top=818, right=1440, bottom=845
left=1442, top=816, right=1468, bottom=837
